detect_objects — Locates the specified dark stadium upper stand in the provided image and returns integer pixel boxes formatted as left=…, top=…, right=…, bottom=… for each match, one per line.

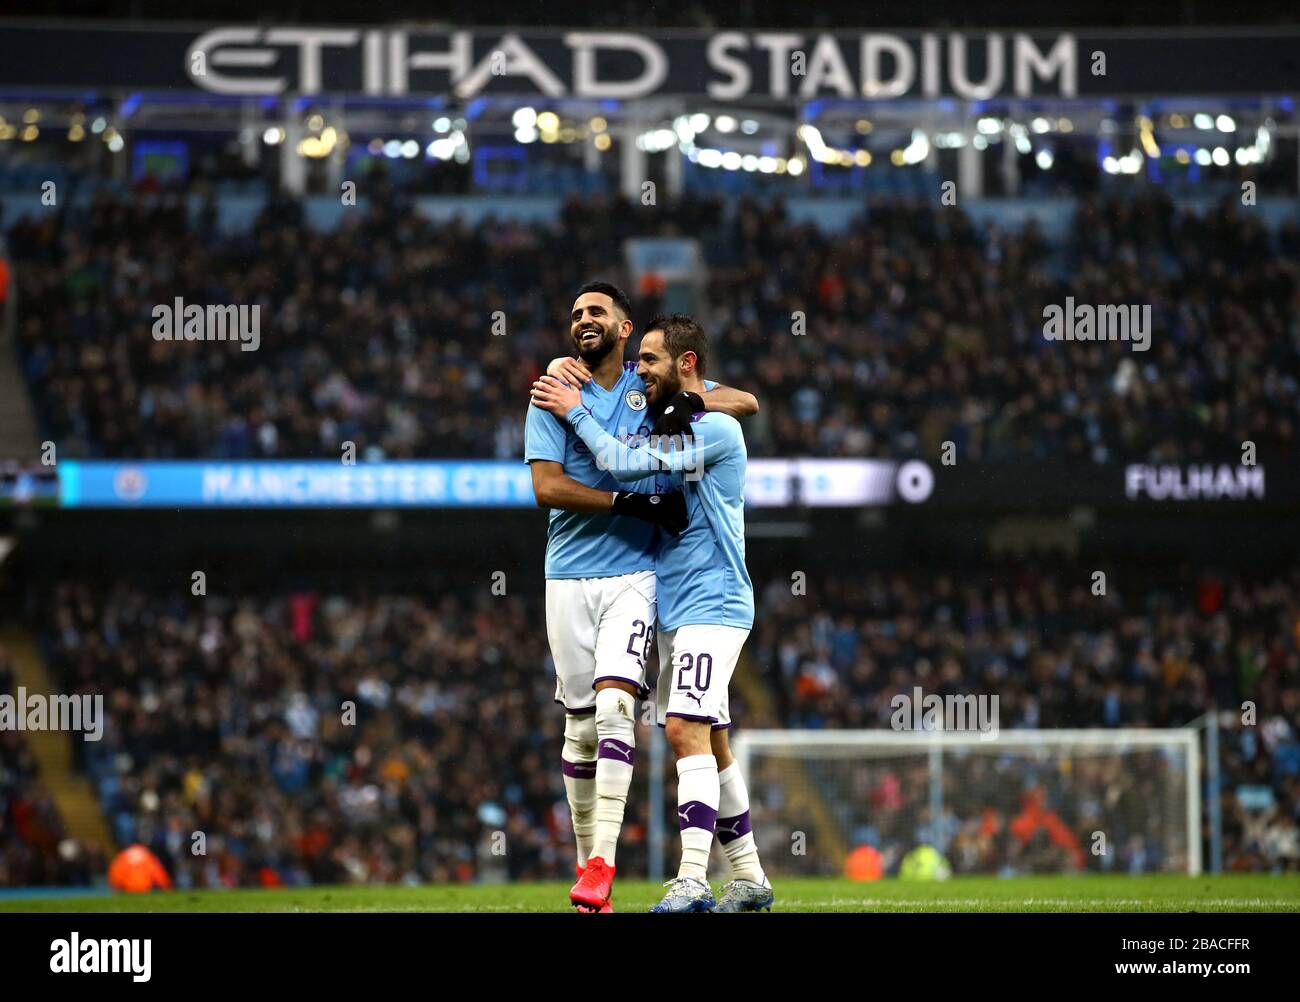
left=6, top=185, right=1297, bottom=466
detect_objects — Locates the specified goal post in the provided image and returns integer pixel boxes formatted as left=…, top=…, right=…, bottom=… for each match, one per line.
left=732, top=728, right=1203, bottom=878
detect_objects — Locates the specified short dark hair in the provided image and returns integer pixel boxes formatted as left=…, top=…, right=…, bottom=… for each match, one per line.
left=576, top=281, right=632, bottom=322
left=646, top=313, right=708, bottom=376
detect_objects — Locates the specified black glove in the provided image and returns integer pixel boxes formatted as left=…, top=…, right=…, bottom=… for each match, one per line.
left=651, top=390, right=704, bottom=439
left=611, top=489, right=688, bottom=536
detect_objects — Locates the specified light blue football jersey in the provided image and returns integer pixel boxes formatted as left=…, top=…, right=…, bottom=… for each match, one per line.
left=524, top=363, right=661, bottom=580
left=565, top=404, right=754, bottom=631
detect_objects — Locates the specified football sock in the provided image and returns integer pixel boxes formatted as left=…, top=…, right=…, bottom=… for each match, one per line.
left=562, top=713, right=598, bottom=869
left=675, top=754, right=719, bottom=881
left=591, top=687, right=637, bottom=866
left=717, top=760, right=766, bottom=883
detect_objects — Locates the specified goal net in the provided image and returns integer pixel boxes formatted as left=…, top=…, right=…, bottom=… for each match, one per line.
left=732, top=729, right=1201, bottom=878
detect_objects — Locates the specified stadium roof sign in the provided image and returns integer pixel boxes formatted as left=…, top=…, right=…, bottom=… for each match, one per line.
left=2, top=22, right=1299, bottom=101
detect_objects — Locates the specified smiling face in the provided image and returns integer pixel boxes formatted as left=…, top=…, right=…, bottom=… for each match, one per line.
left=569, top=292, right=627, bottom=365
left=636, top=329, right=683, bottom=409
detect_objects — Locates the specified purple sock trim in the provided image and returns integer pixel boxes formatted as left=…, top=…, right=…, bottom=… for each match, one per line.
left=677, top=800, right=718, bottom=832
left=716, top=811, right=752, bottom=844
left=562, top=758, right=597, bottom=780
left=597, top=738, right=635, bottom=766
left=592, top=676, right=649, bottom=699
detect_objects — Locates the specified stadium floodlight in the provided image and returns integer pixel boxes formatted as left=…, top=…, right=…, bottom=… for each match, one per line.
left=901, top=130, right=930, bottom=164
left=1255, top=124, right=1271, bottom=156
left=734, top=728, right=1204, bottom=878
left=427, top=137, right=456, bottom=159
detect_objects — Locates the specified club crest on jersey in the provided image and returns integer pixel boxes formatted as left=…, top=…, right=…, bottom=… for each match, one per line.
left=625, top=389, right=647, bottom=411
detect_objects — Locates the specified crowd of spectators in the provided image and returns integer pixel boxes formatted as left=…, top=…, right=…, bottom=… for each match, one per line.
left=7, top=563, right=1296, bottom=888
left=8, top=188, right=1296, bottom=464
left=710, top=194, right=1298, bottom=462
left=751, top=566, right=1300, bottom=874
left=6, top=186, right=710, bottom=462
left=34, top=578, right=611, bottom=887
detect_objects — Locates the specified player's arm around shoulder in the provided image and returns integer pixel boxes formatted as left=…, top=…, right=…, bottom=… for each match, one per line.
left=523, top=388, right=567, bottom=461
left=701, top=383, right=759, bottom=418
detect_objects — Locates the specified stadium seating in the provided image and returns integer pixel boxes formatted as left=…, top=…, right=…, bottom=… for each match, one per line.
left=17, top=566, right=1299, bottom=887
left=0, top=647, right=106, bottom=885
left=6, top=185, right=1296, bottom=464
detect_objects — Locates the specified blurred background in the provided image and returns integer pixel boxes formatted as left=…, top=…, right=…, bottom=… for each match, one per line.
left=0, top=2, right=1297, bottom=891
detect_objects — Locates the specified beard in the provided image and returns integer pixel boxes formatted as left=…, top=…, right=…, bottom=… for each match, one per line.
left=575, top=326, right=619, bottom=365
left=647, top=371, right=682, bottom=416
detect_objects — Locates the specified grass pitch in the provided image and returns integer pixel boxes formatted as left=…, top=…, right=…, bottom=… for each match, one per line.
left=2, top=875, right=1297, bottom=913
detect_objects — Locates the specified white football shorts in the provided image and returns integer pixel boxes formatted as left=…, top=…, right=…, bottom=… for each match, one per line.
left=545, top=569, right=656, bottom=714
left=655, top=624, right=750, bottom=730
